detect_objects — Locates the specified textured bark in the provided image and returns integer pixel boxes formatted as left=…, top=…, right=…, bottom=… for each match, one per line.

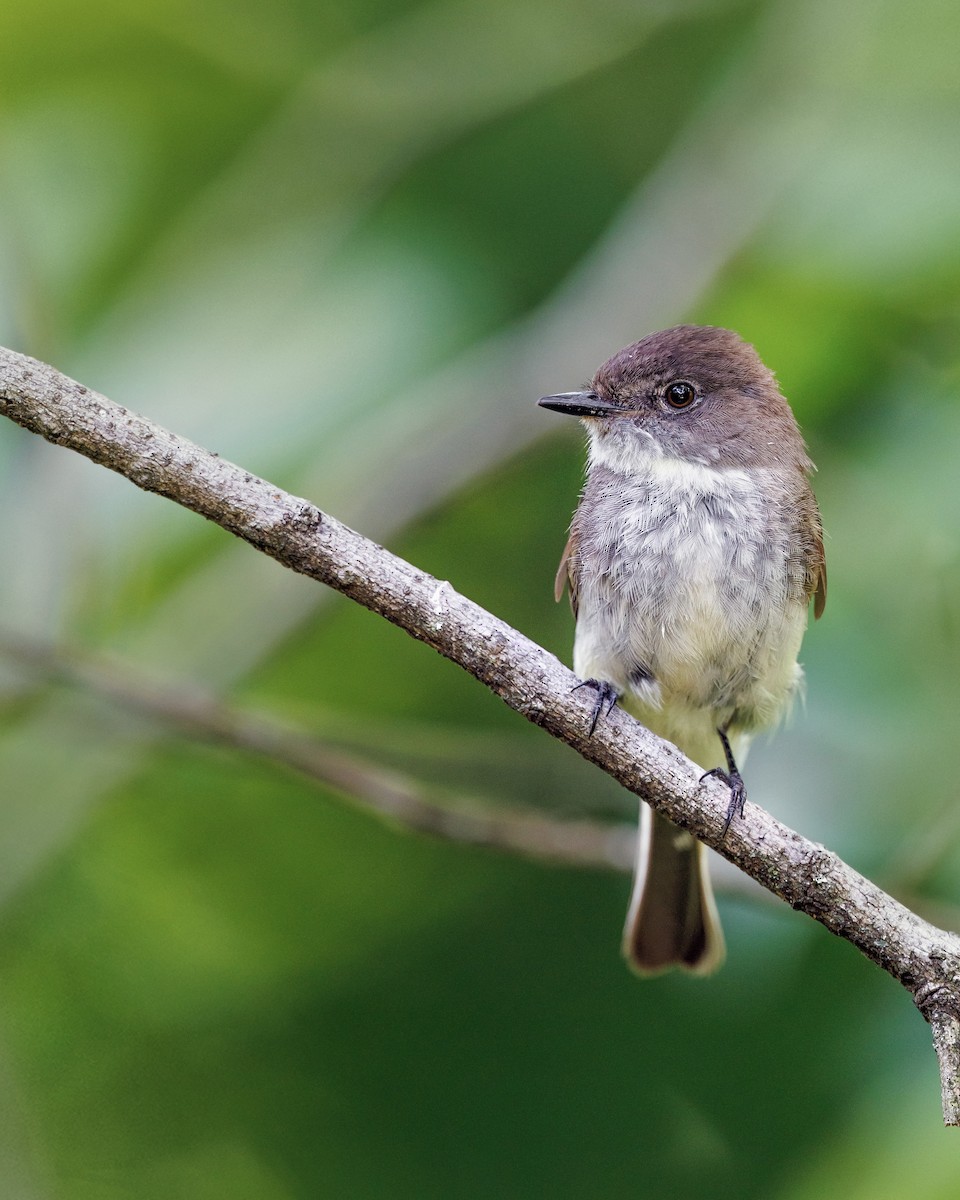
left=1, top=343, right=959, bottom=1123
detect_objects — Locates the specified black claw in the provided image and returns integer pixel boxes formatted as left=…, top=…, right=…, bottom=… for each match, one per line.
left=701, top=767, right=746, bottom=836
left=572, top=678, right=619, bottom=736
left=699, top=728, right=747, bottom=839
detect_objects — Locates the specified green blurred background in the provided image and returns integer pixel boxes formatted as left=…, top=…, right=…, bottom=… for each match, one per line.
left=1, top=0, right=960, bottom=1194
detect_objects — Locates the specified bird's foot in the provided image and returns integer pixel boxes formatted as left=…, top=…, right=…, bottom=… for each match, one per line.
left=700, top=727, right=746, bottom=838
left=571, top=678, right=620, bottom=736
left=700, top=766, right=746, bottom=837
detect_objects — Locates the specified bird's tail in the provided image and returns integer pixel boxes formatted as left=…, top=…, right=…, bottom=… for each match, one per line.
left=621, top=804, right=725, bottom=976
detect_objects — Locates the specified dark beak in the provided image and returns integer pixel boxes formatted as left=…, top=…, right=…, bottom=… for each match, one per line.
left=537, top=390, right=621, bottom=417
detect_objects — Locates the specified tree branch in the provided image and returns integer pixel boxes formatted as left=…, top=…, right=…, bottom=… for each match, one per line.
left=0, top=634, right=636, bottom=873
left=2, top=343, right=959, bottom=1124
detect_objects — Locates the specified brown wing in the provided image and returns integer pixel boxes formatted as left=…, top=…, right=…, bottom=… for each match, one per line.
left=554, top=528, right=580, bottom=617
left=807, top=490, right=827, bottom=619
left=813, top=544, right=827, bottom=620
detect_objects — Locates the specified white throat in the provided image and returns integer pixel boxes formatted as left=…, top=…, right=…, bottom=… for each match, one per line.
left=585, top=424, right=753, bottom=491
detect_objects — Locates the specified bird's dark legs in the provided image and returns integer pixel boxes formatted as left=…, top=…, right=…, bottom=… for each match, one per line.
left=572, top=678, right=620, bottom=736
left=700, top=727, right=746, bottom=837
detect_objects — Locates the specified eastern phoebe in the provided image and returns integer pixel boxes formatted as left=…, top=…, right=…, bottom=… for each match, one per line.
left=539, top=325, right=826, bottom=974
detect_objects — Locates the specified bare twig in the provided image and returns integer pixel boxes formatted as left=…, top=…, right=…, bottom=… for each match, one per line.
left=2, top=343, right=960, bottom=1123
left=0, top=635, right=635, bottom=873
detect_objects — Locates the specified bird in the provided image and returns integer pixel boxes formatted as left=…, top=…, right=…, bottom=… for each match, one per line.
left=539, top=325, right=826, bottom=974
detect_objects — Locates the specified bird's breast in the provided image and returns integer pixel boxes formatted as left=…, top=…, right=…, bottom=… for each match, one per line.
left=571, top=458, right=809, bottom=734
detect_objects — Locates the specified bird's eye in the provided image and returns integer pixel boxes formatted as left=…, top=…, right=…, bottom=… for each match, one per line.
left=664, top=381, right=697, bottom=409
